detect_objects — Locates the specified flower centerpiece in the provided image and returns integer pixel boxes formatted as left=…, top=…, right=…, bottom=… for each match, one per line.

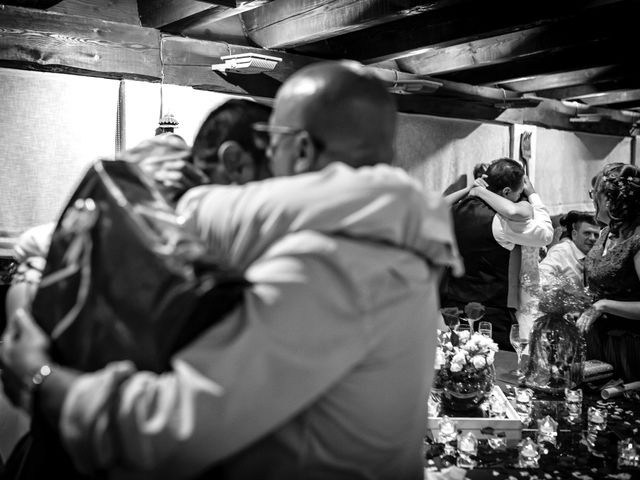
left=435, top=329, right=499, bottom=412
left=521, top=273, right=593, bottom=395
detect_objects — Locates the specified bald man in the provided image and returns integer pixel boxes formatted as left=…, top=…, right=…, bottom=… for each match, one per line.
left=1, top=61, right=461, bottom=480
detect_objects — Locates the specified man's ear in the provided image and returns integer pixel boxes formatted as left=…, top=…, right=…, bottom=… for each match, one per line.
left=292, top=131, right=319, bottom=174
left=218, top=140, right=254, bottom=184
left=571, top=228, right=578, bottom=242
left=500, top=187, right=511, bottom=198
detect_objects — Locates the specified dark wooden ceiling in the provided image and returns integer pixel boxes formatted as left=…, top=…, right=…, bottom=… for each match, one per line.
left=2, top=0, right=640, bottom=136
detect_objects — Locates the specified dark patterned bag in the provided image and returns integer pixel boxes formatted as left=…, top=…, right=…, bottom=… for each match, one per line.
left=3, top=159, right=248, bottom=479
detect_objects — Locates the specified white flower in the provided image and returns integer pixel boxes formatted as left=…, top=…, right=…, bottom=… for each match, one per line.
left=450, top=362, right=463, bottom=372
left=487, top=350, right=495, bottom=365
left=458, top=330, right=471, bottom=342
left=471, top=355, right=486, bottom=369
left=452, top=351, right=467, bottom=365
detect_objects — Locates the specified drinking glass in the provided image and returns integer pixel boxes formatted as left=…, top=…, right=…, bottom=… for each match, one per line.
left=441, top=310, right=460, bottom=332
left=510, top=324, right=528, bottom=376
left=479, top=321, right=492, bottom=338
left=464, top=303, right=485, bottom=333
left=456, top=324, right=471, bottom=339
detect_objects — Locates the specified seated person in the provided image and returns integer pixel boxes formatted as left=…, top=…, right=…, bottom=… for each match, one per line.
left=539, top=210, right=599, bottom=288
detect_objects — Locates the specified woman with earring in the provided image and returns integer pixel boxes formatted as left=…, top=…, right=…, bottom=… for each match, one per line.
left=577, top=163, right=640, bottom=381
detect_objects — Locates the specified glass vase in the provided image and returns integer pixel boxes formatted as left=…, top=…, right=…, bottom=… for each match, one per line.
left=440, top=364, right=495, bottom=413
left=523, top=313, right=585, bottom=395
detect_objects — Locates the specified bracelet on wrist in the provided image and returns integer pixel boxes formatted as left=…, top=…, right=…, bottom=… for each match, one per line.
left=19, top=364, right=53, bottom=414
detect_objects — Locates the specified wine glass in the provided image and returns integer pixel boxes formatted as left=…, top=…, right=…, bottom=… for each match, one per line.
left=441, top=310, right=460, bottom=332
left=463, top=306, right=485, bottom=333
left=510, top=324, right=528, bottom=376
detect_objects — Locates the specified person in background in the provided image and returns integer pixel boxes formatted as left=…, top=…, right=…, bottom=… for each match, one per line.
left=440, top=157, right=553, bottom=350
left=4, top=99, right=272, bottom=330
left=0, top=61, right=461, bottom=480
left=133, top=99, right=272, bottom=203
left=539, top=210, right=599, bottom=288
left=577, top=163, right=640, bottom=382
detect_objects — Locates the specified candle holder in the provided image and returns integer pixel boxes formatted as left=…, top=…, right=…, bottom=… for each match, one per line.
left=488, top=434, right=507, bottom=451
left=437, top=415, right=457, bottom=455
left=564, top=387, right=583, bottom=424
left=518, top=437, right=540, bottom=468
left=456, top=431, right=478, bottom=469
left=515, top=387, right=533, bottom=424
left=537, top=415, right=558, bottom=446
left=488, top=392, right=507, bottom=418
left=586, top=406, right=607, bottom=447
left=618, top=438, right=640, bottom=469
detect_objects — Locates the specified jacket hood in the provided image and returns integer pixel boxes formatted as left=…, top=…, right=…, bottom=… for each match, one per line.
left=178, top=162, right=463, bottom=275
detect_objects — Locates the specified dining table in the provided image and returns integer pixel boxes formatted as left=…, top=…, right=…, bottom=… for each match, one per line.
left=424, top=349, right=640, bottom=479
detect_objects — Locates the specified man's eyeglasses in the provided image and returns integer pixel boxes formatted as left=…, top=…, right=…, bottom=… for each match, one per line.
left=251, top=122, right=322, bottom=159
left=588, top=189, right=594, bottom=199
left=252, top=122, right=305, bottom=151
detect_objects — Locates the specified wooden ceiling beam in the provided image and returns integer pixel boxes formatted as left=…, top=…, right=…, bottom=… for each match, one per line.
left=564, top=89, right=640, bottom=107
left=1, top=0, right=63, bottom=7
left=293, top=0, right=632, bottom=64
left=394, top=14, right=623, bottom=77
left=535, top=76, right=640, bottom=100
left=242, top=0, right=468, bottom=50
left=137, top=0, right=271, bottom=30
left=494, top=65, right=623, bottom=93
left=0, top=4, right=160, bottom=80
left=441, top=35, right=634, bottom=86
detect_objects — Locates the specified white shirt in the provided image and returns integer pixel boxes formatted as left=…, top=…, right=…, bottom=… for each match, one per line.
left=492, top=193, right=554, bottom=250
left=539, top=237, right=586, bottom=287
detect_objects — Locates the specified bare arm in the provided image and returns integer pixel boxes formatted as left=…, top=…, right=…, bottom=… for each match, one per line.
left=469, top=176, right=533, bottom=221
left=444, top=185, right=472, bottom=206
left=471, top=188, right=533, bottom=221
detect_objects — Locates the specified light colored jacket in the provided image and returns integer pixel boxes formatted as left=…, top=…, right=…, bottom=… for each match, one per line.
left=60, top=162, right=461, bottom=480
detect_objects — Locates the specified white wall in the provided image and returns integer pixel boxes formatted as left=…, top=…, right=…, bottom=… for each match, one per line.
left=0, top=69, right=243, bottom=254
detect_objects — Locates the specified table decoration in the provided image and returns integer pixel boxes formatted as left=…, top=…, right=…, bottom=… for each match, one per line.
left=456, top=431, right=478, bottom=468
left=537, top=415, right=558, bottom=446
left=434, top=329, right=498, bottom=413
left=521, top=273, right=592, bottom=395
left=586, top=406, right=608, bottom=447
left=427, top=385, right=522, bottom=446
left=618, top=438, right=640, bottom=469
left=514, top=387, right=533, bottom=423
left=564, top=387, right=583, bottom=424
left=602, top=380, right=640, bottom=400
left=517, top=437, right=540, bottom=468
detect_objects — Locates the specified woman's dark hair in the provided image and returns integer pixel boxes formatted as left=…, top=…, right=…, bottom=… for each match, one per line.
left=484, top=158, right=525, bottom=193
left=599, top=163, right=640, bottom=236
left=192, top=99, right=272, bottom=168
left=558, top=210, right=598, bottom=240
left=473, top=163, right=488, bottom=179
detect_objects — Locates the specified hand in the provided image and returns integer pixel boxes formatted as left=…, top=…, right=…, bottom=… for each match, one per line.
left=138, top=158, right=210, bottom=202
left=473, top=175, right=489, bottom=189
left=523, top=175, right=536, bottom=197
left=576, top=301, right=606, bottom=333
left=0, top=309, right=51, bottom=408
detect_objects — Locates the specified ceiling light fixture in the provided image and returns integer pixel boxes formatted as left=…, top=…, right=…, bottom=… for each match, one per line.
left=569, top=113, right=603, bottom=123
left=211, top=53, right=283, bottom=74
left=386, top=79, right=442, bottom=94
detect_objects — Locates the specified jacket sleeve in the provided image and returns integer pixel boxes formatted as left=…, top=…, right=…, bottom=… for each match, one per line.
left=59, top=238, right=369, bottom=478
